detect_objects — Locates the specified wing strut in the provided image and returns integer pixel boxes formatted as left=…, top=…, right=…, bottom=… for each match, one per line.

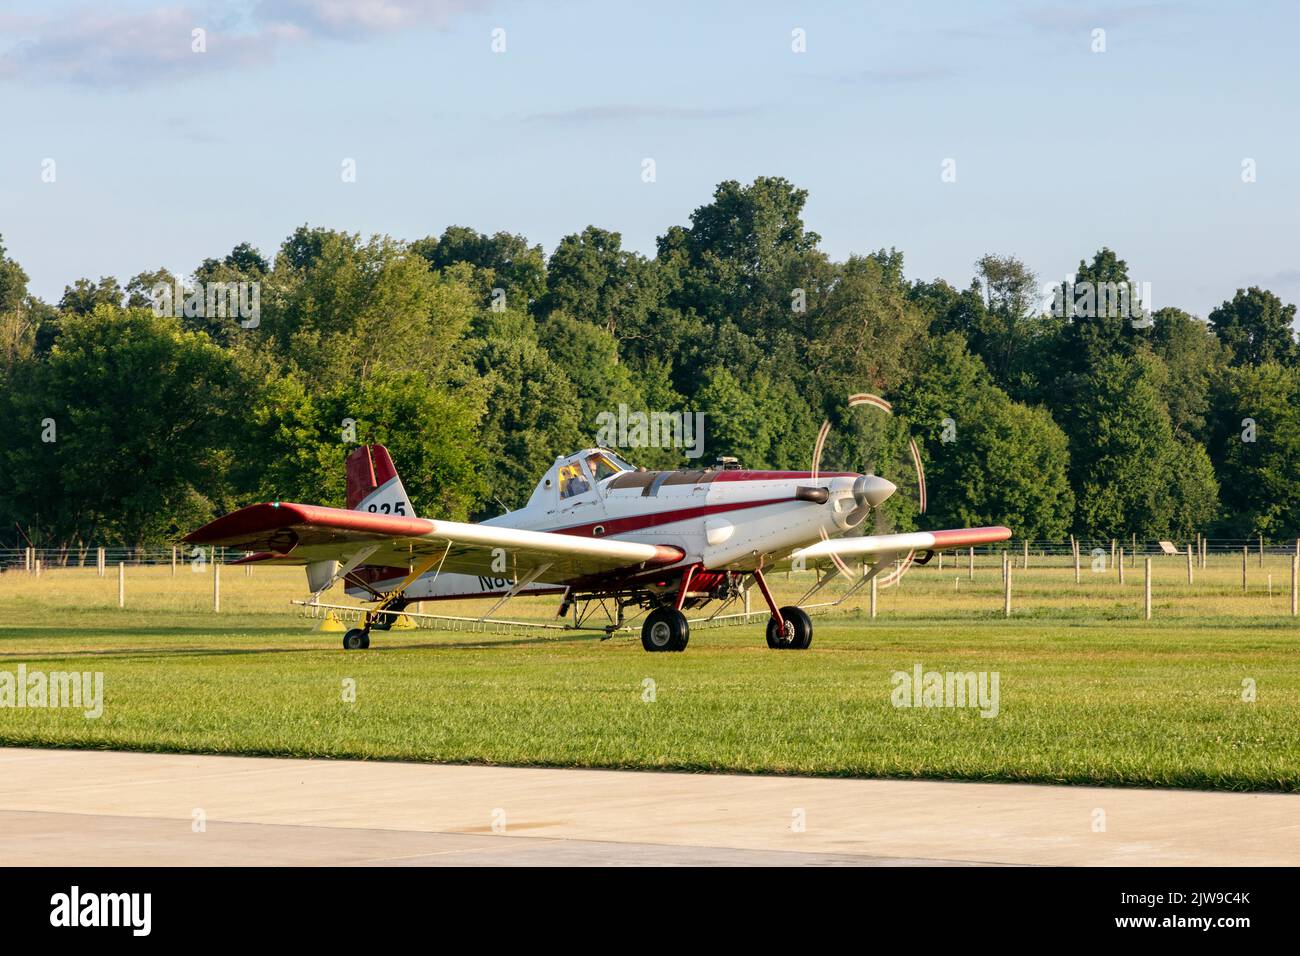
left=477, top=562, right=553, bottom=622
left=312, top=545, right=379, bottom=601
left=363, top=550, right=448, bottom=631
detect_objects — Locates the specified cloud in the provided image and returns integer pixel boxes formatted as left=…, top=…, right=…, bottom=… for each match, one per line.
left=522, top=104, right=763, bottom=126
left=0, top=0, right=485, bottom=87
left=259, top=0, right=479, bottom=36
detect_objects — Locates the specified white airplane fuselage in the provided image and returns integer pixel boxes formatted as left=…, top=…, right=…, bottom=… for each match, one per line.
left=346, top=449, right=872, bottom=603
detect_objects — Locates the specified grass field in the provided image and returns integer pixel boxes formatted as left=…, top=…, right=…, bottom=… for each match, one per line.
left=1, top=552, right=1298, bottom=792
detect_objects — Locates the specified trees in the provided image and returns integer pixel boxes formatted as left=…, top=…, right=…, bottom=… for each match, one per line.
left=1150, top=307, right=1226, bottom=441
left=411, top=226, right=546, bottom=308
left=657, top=177, right=830, bottom=342
left=0, top=305, right=242, bottom=547
left=538, top=227, right=660, bottom=360
left=58, top=276, right=123, bottom=316
left=1209, top=286, right=1298, bottom=367
left=263, top=229, right=477, bottom=384
left=1057, top=247, right=1150, bottom=377
left=806, top=252, right=929, bottom=401
left=894, top=335, right=1074, bottom=538
left=0, top=236, right=28, bottom=314
left=241, top=367, right=486, bottom=521
left=469, top=311, right=583, bottom=514
left=972, top=254, right=1041, bottom=386
left=536, top=311, right=646, bottom=435
left=1209, top=363, right=1300, bottom=537
left=0, top=178, right=1292, bottom=546
left=1062, top=353, right=1219, bottom=538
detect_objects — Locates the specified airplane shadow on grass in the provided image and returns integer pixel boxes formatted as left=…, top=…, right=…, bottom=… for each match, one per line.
left=0, top=624, right=610, bottom=661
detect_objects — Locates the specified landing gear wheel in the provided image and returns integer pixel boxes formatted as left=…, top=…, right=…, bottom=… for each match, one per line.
left=343, top=628, right=370, bottom=650
left=765, top=606, right=812, bottom=650
left=641, top=607, right=690, bottom=652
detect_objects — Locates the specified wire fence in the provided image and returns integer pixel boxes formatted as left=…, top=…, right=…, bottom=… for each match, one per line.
left=2, top=536, right=1299, bottom=573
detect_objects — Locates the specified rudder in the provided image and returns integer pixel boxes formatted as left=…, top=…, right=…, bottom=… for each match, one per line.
left=345, top=444, right=416, bottom=517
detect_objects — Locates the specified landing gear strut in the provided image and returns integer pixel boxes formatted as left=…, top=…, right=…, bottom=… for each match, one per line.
left=752, top=568, right=813, bottom=650
left=641, top=607, right=690, bottom=652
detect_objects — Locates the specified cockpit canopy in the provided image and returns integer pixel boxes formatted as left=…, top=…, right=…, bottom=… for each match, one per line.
left=527, top=448, right=638, bottom=509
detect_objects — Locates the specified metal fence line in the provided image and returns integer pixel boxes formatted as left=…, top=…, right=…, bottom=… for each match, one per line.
left=5, top=538, right=1299, bottom=571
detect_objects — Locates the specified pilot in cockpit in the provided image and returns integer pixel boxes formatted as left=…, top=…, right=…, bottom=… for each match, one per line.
left=558, top=463, right=590, bottom=500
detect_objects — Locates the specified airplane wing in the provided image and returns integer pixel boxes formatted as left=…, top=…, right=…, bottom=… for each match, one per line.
left=787, top=526, right=1012, bottom=568
left=184, top=502, right=684, bottom=584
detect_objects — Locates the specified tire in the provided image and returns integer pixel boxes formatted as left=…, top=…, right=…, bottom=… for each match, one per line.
left=765, top=606, right=813, bottom=650
left=343, top=628, right=370, bottom=650
left=641, top=607, right=690, bottom=652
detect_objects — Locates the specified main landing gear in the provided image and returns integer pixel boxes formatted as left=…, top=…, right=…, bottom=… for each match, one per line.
left=765, top=605, right=812, bottom=649
left=641, top=606, right=690, bottom=652
left=342, top=600, right=409, bottom=650
left=753, top=568, right=813, bottom=650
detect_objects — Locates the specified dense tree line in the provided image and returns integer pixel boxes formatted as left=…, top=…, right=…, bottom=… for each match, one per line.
left=2, top=177, right=1297, bottom=549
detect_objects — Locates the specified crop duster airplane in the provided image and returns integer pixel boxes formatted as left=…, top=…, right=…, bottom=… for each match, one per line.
left=186, top=444, right=1011, bottom=651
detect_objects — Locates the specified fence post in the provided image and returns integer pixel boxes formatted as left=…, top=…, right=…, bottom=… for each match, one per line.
left=1187, top=544, right=1193, bottom=585
left=1004, top=561, right=1012, bottom=617
left=1292, top=556, right=1298, bottom=618
left=870, top=575, right=878, bottom=620
left=1259, top=534, right=1265, bottom=568
left=968, top=547, right=974, bottom=581
left=34, top=559, right=41, bottom=578
left=1118, top=547, right=1125, bottom=584
left=1242, top=546, right=1248, bottom=592
left=937, top=550, right=943, bottom=571
left=1074, top=543, right=1081, bottom=584
left=118, top=562, right=125, bottom=608
left=1023, top=540, right=1029, bottom=570
left=213, top=560, right=221, bottom=613
left=171, top=546, right=177, bottom=577
left=1144, top=558, right=1152, bottom=620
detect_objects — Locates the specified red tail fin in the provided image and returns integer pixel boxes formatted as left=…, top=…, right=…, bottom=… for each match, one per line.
left=345, top=444, right=415, bottom=516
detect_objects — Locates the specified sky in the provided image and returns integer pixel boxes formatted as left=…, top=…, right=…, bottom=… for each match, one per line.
left=1, top=0, right=1297, bottom=319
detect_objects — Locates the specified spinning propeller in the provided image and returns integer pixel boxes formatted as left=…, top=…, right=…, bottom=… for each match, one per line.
left=810, top=393, right=927, bottom=586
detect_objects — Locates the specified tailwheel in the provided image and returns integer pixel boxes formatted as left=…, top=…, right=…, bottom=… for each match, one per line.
left=641, top=607, right=690, bottom=652
left=766, top=606, right=813, bottom=650
left=343, top=628, right=370, bottom=650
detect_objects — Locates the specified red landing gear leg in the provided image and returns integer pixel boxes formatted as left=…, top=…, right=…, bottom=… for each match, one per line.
left=752, top=568, right=813, bottom=650
left=674, top=563, right=701, bottom=611
left=751, top=568, right=784, bottom=630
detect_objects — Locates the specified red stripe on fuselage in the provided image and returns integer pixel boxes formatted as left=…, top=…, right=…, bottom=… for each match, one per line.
left=711, top=470, right=855, bottom=482
left=551, top=496, right=798, bottom=538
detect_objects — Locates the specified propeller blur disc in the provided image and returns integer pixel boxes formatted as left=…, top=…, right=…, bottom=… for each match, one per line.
left=809, top=393, right=926, bottom=588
